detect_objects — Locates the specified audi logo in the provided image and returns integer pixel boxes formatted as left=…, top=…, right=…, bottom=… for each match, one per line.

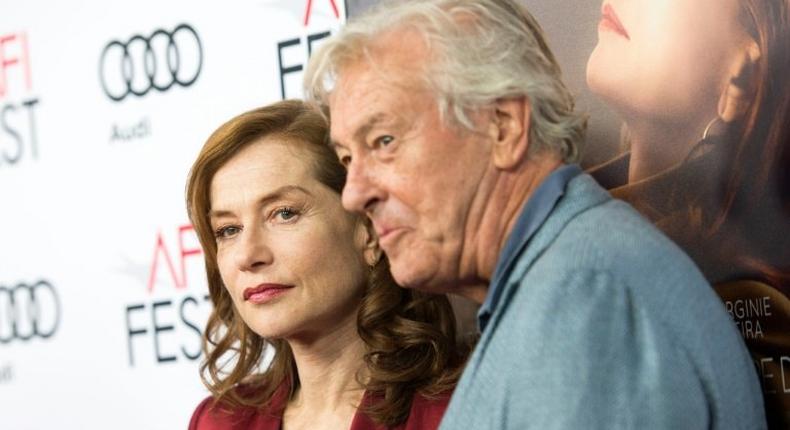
left=99, top=23, right=203, bottom=102
left=0, top=280, right=61, bottom=343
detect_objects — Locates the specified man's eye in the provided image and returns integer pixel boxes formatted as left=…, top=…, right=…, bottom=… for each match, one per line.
left=375, top=135, right=394, bottom=147
left=214, top=225, right=240, bottom=240
left=339, top=154, right=352, bottom=167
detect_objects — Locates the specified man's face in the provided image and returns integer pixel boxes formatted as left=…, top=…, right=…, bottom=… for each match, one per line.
left=327, top=37, right=493, bottom=292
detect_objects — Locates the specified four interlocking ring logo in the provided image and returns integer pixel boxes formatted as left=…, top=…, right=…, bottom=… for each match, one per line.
left=99, top=23, right=203, bottom=102
left=0, top=280, right=60, bottom=344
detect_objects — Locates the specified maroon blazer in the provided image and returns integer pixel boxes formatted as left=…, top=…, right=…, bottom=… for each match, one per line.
left=189, top=384, right=451, bottom=430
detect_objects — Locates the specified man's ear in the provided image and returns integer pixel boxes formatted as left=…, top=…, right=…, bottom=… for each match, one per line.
left=357, top=218, right=382, bottom=267
left=490, top=96, right=532, bottom=170
left=718, top=40, right=761, bottom=122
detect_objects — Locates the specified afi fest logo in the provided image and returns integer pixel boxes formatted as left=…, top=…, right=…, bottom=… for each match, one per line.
left=100, top=23, right=202, bottom=144
left=125, top=224, right=211, bottom=367
left=0, top=31, right=41, bottom=169
left=0, top=279, right=60, bottom=344
left=277, top=0, right=342, bottom=99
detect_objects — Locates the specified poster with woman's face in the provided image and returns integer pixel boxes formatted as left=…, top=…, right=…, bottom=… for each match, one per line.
left=521, top=0, right=790, bottom=426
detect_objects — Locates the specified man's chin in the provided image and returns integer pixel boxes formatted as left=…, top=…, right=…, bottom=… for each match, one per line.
left=390, top=261, right=450, bottom=294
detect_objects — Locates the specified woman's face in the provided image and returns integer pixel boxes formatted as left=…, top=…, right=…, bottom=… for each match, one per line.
left=586, top=0, right=754, bottom=127
left=209, top=137, right=370, bottom=341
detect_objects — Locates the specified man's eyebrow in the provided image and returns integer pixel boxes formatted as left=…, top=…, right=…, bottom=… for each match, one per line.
left=331, top=113, right=392, bottom=151
left=355, top=113, right=392, bottom=141
left=208, top=185, right=312, bottom=220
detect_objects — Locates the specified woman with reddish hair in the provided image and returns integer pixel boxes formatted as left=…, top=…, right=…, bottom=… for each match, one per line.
left=185, top=100, right=466, bottom=429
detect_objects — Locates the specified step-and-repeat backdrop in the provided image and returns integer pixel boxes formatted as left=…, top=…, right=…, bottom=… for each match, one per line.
left=3, top=0, right=788, bottom=428
left=0, top=1, right=346, bottom=428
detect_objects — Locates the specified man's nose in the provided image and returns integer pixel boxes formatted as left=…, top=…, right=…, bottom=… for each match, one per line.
left=342, top=158, right=384, bottom=216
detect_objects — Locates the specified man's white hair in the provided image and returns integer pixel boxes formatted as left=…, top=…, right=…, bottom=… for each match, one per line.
left=304, top=0, right=586, bottom=162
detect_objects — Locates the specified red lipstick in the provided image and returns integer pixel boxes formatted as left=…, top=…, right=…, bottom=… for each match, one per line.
left=600, top=4, right=630, bottom=40
left=243, top=283, right=293, bottom=304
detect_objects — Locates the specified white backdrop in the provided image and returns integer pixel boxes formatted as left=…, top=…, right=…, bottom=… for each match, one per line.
left=0, top=1, right=346, bottom=428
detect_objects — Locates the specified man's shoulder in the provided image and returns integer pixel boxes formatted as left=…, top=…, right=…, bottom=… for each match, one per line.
left=536, top=178, right=704, bottom=290
left=502, top=181, right=723, bottom=346
left=536, top=172, right=682, bottom=260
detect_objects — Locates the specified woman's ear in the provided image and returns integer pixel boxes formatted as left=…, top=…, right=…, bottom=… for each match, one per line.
left=357, top=217, right=382, bottom=267
left=718, top=40, right=761, bottom=122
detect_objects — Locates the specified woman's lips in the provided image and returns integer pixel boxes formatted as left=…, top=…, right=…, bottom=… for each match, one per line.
left=243, top=283, right=293, bottom=304
left=600, top=4, right=630, bottom=40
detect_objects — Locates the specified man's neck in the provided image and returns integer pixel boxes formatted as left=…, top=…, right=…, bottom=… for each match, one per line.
left=459, top=153, right=563, bottom=304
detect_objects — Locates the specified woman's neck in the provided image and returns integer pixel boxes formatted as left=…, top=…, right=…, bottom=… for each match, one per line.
left=282, top=315, right=368, bottom=430
left=626, top=117, right=709, bottom=183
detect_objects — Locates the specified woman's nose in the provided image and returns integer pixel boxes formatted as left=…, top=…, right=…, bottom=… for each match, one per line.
left=233, top=227, right=273, bottom=272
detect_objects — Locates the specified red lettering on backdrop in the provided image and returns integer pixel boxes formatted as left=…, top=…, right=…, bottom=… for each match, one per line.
left=303, top=0, right=340, bottom=26
left=179, top=224, right=202, bottom=290
left=0, top=32, right=32, bottom=99
left=147, top=224, right=203, bottom=293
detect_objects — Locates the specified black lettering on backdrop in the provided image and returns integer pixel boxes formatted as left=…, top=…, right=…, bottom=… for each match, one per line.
left=277, top=37, right=301, bottom=100
left=110, top=117, right=151, bottom=143
left=125, top=294, right=210, bottom=367
left=0, top=98, right=39, bottom=166
left=126, top=304, right=147, bottom=366
left=179, top=296, right=203, bottom=360
left=152, top=300, right=177, bottom=363
left=307, top=31, right=330, bottom=56
left=277, top=31, right=332, bottom=100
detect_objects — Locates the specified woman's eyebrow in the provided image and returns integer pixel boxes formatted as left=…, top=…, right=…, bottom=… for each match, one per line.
left=208, top=185, right=313, bottom=220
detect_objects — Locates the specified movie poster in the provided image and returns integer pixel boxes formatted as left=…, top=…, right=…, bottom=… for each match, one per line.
left=518, top=0, right=789, bottom=426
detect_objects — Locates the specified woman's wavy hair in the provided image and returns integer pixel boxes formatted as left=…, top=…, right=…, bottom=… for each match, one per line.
left=685, top=0, right=790, bottom=285
left=719, top=0, right=790, bottom=223
left=185, top=99, right=465, bottom=426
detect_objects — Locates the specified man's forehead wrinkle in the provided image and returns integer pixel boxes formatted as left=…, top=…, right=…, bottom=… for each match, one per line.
left=330, top=42, right=433, bottom=147
left=352, top=28, right=432, bottom=90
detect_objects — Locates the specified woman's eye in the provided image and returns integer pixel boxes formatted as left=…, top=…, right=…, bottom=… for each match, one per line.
left=274, top=207, right=300, bottom=222
left=215, top=225, right=240, bottom=240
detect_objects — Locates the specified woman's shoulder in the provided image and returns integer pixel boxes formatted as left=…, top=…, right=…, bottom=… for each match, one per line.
left=188, top=383, right=288, bottom=430
left=402, top=391, right=453, bottom=429
left=349, top=389, right=453, bottom=430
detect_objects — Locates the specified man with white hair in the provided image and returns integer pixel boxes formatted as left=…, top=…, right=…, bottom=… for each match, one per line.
left=305, top=0, right=766, bottom=427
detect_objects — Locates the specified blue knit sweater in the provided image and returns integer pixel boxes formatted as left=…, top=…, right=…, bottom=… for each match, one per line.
left=440, top=173, right=766, bottom=429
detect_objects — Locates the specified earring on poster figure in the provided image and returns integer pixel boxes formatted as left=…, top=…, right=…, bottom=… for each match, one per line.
left=702, top=116, right=724, bottom=141
left=692, top=115, right=726, bottom=164
left=701, top=41, right=761, bottom=144
left=683, top=40, right=762, bottom=184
